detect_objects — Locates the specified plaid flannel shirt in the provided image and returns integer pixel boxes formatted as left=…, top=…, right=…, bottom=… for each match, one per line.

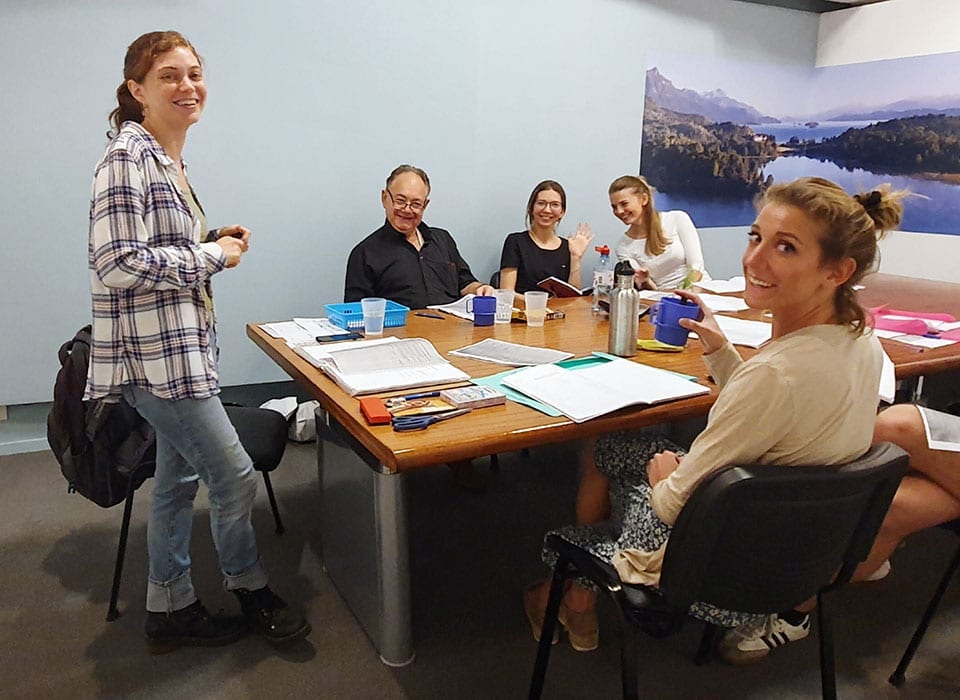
left=85, top=122, right=227, bottom=401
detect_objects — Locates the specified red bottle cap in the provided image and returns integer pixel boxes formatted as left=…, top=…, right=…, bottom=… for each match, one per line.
left=595, top=245, right=611, bottom=255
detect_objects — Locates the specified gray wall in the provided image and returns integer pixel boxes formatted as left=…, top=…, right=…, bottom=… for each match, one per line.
left=0, top=0, right=818, bottom=405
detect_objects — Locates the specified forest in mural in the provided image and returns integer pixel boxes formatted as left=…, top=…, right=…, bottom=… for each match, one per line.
left=641, top=52, right=960, bottom=234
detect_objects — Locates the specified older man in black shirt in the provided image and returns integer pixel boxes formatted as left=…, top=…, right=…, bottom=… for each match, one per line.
left=344, top=165, right=495, bottom=308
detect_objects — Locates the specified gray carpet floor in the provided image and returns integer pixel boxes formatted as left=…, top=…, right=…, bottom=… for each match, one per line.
left=1, top=440, right=958, bottom=699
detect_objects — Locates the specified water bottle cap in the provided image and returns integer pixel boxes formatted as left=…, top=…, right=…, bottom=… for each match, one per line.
left=595, top=245, right=610, bottom=255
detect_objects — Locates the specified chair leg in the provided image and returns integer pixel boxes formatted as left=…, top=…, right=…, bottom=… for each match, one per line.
left=260, top=471, right=285, bottom=535
left=817, top=592, right=837, bottom=700
left=619, top=611, right=640, bottom=700
left=889, top=543, right=960, bottom=687
left=107, top=483, right=137, bottom=622
left=528, top=563, right=567, bottom=700
left=694, top=623, right=720, bottom=665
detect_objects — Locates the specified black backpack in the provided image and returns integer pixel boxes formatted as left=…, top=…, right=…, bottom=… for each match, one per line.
left=47, top=325, right=156, bottom=507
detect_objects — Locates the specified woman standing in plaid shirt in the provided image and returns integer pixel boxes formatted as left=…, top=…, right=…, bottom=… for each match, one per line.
left=87, top=31, right=309, bottom=652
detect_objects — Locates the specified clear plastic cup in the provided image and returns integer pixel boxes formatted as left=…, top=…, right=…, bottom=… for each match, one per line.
left=494, top=289, right=514, bottom=324
left=360, top=297, right=387, bottom=336
left=523, top=291, right=549, bottom=327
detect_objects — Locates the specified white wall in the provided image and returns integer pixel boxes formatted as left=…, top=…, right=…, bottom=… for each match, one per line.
left=818, top=0, right=960, bottom=283
left=0, top=0, right=820, bottom=404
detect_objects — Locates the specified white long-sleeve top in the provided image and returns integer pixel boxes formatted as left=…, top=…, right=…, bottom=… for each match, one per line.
left=615, top=210, right=709, bottom=289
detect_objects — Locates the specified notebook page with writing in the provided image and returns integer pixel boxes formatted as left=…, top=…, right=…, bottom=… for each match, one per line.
left=502, top=359, right=709, bottom=423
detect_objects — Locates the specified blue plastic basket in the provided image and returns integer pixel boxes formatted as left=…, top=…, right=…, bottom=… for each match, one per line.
left=325, top=300, right=410, bottom=331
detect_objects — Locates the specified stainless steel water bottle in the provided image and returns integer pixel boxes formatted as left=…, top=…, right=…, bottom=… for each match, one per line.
left=608, top=260, right=640, bottom=357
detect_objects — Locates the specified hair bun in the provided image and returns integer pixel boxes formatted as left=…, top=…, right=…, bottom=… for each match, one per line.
left=855, top=190, right=882, bottom=212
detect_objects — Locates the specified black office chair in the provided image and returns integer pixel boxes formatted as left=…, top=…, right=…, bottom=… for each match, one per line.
left=106, top=404, right=289, bottom=621
left=529, top=442, right=909, bottom=700
left=888, top=518, right=960, bottom=687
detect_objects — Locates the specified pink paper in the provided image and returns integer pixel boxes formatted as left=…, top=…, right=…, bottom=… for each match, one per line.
left=869, top=306, right=956, bottom=336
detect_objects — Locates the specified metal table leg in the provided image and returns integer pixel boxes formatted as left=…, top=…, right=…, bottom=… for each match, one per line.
left=316, top=409, right=414, bottom=666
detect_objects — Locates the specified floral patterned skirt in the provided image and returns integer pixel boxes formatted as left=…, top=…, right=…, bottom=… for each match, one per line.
left=541, top=431, right=762, bottom=628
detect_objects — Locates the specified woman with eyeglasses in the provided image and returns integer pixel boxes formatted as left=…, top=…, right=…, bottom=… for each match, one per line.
left=497, top=180, right=593, bottom=299
left=610, top=175, right=710, bottom=289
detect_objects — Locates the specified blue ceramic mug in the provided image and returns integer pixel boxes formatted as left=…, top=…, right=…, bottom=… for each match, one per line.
left=649, top=296, right=700, bottom=346
left=467, top=295, right=497, bottom=327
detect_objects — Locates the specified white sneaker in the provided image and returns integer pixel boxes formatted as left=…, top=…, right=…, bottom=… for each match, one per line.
left=718, top=613, right=811, bottom=665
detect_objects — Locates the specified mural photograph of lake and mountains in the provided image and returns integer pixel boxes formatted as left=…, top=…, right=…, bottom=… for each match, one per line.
left=641, top=52, right=960, bottom=234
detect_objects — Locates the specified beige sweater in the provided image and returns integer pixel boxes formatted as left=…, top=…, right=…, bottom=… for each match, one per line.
left=612, top=324, right=882, bottom=585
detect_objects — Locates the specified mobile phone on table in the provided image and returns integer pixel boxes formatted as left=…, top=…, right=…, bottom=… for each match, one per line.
left=316, top=332, right=364, bottom=342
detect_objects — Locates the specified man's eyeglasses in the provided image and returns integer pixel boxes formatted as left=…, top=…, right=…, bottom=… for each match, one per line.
left=534, top=200, right=563, bottom=211
left=386, top=190, right=426, bottom=214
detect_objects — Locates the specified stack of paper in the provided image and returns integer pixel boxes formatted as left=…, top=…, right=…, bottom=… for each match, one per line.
left=502, top=358, right=710, bottom=423
left=427, top=295, right=476, bottom=321
left=919, top=408, right=960, bottom=452
left=449, top=338, right=573, bottom=366
left=695, top=277, right=746, bottom=294
left=295, top=337, right=469, bottom=395
left=697, top=294, right=749, bottom=314
left=712, top=315, right=772, bottom=348
left=260, top=318, right=353, bottom=346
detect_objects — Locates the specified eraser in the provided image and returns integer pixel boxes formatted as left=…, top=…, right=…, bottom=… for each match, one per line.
left=359, top=397, right=392, bottom=425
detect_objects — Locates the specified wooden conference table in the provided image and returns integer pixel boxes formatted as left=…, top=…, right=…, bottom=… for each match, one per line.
left=247, top=273, right=960, bottom=665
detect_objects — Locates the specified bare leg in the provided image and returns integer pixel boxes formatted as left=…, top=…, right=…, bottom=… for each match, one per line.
left=535, top=440, right=607, bottom=611
left=875, top=404, right=960, bottom=502
left=853, top=474, right=960, bottom=581
left=792, top=406, right=960, bottom=611
left=575, top=438, right=611, bottom=525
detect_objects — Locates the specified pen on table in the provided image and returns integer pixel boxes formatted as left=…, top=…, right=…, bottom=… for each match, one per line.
left=415, top=312, right=445, bottom=320
left=398, top=391, right=440, bottom=401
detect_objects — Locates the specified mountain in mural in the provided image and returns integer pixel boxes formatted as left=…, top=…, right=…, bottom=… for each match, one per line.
left=645, top=67, right=778, bottom=125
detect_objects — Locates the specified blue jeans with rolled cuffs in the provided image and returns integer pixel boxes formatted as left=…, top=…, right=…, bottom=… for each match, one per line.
left=122, top=385, right=268, bottom=613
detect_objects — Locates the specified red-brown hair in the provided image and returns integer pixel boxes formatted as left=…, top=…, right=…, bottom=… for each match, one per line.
left=108, top=31, right=201, bottom=137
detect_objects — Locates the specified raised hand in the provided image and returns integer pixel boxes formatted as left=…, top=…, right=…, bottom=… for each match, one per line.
left=567, top=223, right=594, bottom=259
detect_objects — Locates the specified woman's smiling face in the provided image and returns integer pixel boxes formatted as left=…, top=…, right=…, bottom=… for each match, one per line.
left=742, top=202, right=851, bottom=328
left=129, top=46, right=206, bottom=132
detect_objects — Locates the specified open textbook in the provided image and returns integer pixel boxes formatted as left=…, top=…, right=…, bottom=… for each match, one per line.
left=501, top=358, right=710, bottom=423
left=294, top=337, right=469, bottom=395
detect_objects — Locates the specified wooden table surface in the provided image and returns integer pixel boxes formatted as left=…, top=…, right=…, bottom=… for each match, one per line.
left=247, top=272, right=960, bottom=472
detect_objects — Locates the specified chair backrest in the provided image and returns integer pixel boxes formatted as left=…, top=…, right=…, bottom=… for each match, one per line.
left=657, top=442, right=909, bottom=614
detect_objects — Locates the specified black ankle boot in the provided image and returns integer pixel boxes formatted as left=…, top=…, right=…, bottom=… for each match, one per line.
left=232, top=586, right=311, bottom=642
left=145, top=600, right=247, bottom=654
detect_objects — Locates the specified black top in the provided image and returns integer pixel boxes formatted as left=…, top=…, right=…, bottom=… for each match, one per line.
left=344, top=220, right=479, bottom=309
left=498, top=231, right=571, bottom=293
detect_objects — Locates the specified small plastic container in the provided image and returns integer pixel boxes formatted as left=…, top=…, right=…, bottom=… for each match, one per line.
left=325, top=300, right=410, bottom=331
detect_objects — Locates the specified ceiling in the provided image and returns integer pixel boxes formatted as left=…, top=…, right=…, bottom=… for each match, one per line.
left=735, top=0, right=890, bottom=12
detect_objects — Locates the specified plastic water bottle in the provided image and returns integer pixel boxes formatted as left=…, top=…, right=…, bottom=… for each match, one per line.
left=608, top=260, right=641, bottom=357
left=592, top=245, right=613, bottom=312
